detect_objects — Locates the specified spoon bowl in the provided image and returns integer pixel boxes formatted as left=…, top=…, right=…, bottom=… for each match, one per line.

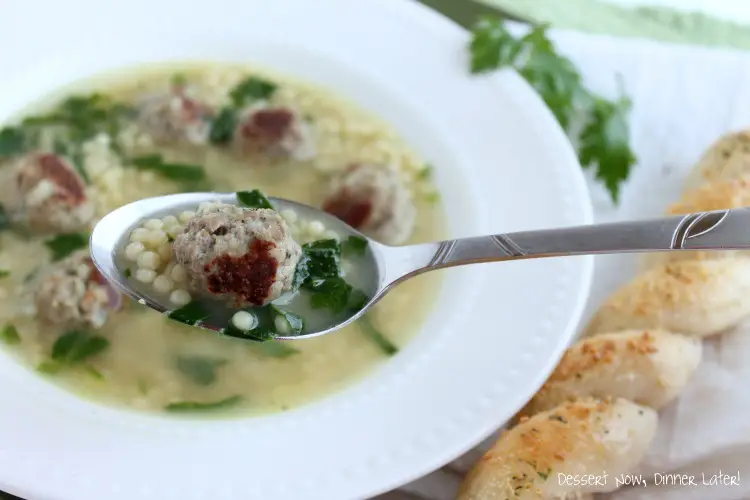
left=90, top=191, right=390, bottom=339
left=91, top=192, right=750, bottom=340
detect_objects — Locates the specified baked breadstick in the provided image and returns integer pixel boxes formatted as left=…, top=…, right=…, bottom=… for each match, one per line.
left=521, top=330, right=701, bottom=416
left=584, top=258, right=750, bottom=337
left=682, top=129, right=750, bottom=192
left=458, top=398, right=657, bottom=500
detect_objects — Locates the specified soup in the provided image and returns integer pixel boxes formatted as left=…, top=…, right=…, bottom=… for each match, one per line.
left=0, top=63, right=445, bottom=416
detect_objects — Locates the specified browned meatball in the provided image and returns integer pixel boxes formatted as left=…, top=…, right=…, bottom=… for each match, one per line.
left=137, top=85, right=214, bottom=145
left=0, top=152, right=94, bottom=233
left=172, top=203, right=302, bottom=307
left=34, top=249, right=122, bottom=330
left=322, top=163, right=416, bottom=245
left=233, top=103, right=315, bottom=161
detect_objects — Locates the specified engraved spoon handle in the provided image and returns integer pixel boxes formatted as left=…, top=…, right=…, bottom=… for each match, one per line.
left=382, top=208, right=750, bottom=285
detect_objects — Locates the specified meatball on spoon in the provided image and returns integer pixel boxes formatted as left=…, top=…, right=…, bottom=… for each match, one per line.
left=90, top=192, right=750, bottom=340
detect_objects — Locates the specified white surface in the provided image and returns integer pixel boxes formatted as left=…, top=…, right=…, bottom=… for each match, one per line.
left=399, top=25, right=750, bottom=500
left=0, top=1, right=594, bottom=500
left=601, top=0, right=750, bottom=25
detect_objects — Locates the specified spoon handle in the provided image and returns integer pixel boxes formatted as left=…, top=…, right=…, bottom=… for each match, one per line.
left=384, top=208, right=750, bottom=283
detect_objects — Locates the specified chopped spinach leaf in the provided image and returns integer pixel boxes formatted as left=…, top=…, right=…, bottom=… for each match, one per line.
left=302, top=239, right=342, bottom=279
left=168, top=301, right=213, bottom=326
left=44, top=232, right=89, bottom=261
left=1, top=324, right=20, bottom=345
left=123, top=268, right=132, bottom=278
left=175, top=355, right=227, bottom=386
left=0, top=270, right=9, bottom=279
left=341, top=235, right=368, bottom=257
left=0, top=127, right=26, bottom=158
left=84, top=365, right=104, bottom=380
left=229, top=77, right=277, bottom=107
left=51, top=330, right=109, bottom=364
left=37, top=361, right=61, bottom=374
left=208, top=107, right=237, bottom=145
left=130, top=154, right=206, bottom=182
left=296, top=238, right=370, bottom=315
left=0, top=204, right=10, bottom=231
left=358, top=315, right=398, bottom=356
left=346, top=288, right=369, bottom=312
left=68, top=145, right=91, bottom=185
left=219, top=304, right=303, bottom=341
left=236, top=189, right=274, bottom=209
left=270, top=305, right=304, bottom=336
left=307, top=277, right=355, bottom=314
left=53, top=139, right=68, bottom=156
left=291, top=252, right=310, bottom=292
left=255, top=340, right=300, bottom=358
left=165, top=395, right=242, bottom=412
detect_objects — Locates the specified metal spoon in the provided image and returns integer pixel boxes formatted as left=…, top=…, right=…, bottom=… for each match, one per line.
left=90, top=192, right=750, bottom=340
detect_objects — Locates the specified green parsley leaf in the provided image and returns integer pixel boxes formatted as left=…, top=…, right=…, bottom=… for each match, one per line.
left=1, top=324, right=20, bottom=345
left=579, top=91, right=636, bottom=203
left=468, top=18, right=636, bottom=203
left=236, top=189, right=274, bottom=209
left=229, top=77, right=277, bottom=107
left=165, top=395, right=242, bottom=413
left=44, top=233, right=89, bottom=261
left=0, top=270, right=9, bottom=279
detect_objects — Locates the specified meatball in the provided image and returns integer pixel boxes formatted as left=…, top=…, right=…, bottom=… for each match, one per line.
left=137, top=85, right=213, bottom=145
left=172, top=203, right=302, bottom=307
left=233, top=103, right=316, bottom=161
left=322, top=163, right=416, bottom=245
left=0, top=152, right=94, bottom=233
left=34, top=249, right=122, bottom=330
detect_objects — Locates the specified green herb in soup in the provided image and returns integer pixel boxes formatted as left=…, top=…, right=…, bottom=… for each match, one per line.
left=166, top=395, right=242, bottom=413
left=130, top=154, right=206, bottom=182
left=342, top=235, right=368, bottom=257
left=175, top=355, right=227, bottom=386
left=358, top=315, right=398, bottom=356
left=0, top=205, right=10, bottom=231
left=0, top=127, right=25, bottom=158
left=229, top=77, right=278, bottom=107
left=1, top=324, right=20, bottom=345
left=0, top=270, right=9, bottom=279
left=255, top=340, right=300, bottom=359
left=44, top=232, right=89, bottom=261
left=0, top=64, right=445, bottom=417
left=237, top=189, right=273, bottom=209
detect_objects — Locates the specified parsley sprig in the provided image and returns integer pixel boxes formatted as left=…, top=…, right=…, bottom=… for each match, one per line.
left=469, top=18, right=636, bottom=203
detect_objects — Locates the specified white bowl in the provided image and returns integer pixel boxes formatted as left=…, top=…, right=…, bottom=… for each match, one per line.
left=0, top=1, right=593, bottom=499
